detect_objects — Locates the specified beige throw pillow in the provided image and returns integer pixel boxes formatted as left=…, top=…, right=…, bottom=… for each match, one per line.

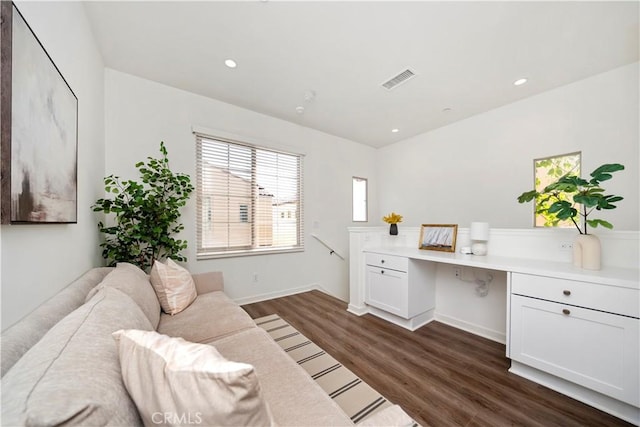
left=112, top=329, right=274, bottom=427
left=149, top=258, right=197, bottom=315
left=87, top=262, right=161, bottom=328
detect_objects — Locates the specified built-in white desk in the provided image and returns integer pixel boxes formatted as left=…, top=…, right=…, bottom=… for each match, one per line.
left=353, top=246, right=639, bottom=424
left=363, top=246, right=639, bottom=286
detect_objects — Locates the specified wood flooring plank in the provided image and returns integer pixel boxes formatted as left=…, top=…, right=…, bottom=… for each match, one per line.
left=242, top=290, right=633, bottom=427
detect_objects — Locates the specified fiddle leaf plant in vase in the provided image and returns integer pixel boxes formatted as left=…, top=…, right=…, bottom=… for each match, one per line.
left=517, top=163, right=624, bottom=270
left=92, top=142, right=194, bottom=271
left=382, top=212, right=403, bottom=236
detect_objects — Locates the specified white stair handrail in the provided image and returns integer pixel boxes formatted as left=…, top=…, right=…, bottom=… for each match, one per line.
left=311, top=233, right=345, bottom=260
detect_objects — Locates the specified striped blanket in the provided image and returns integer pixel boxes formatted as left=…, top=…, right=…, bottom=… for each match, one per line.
left=255, top=314, right=393, bottom=424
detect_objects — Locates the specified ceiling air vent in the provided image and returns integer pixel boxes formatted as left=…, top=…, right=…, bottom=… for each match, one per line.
left=381, top=68, right=417, bottom=90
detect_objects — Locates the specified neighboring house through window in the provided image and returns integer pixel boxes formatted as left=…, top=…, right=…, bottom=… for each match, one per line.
left=239, top=204, right=249, bottom=223
left=196, top=132, right=304, bottom=257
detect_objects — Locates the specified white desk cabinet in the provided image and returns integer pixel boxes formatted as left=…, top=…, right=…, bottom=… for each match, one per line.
left=351, top=241, right=640, bottom=424
left=364, top=251, right=436, bottom=329
left=366, top=265, right=408, bottom=318
left=510, top=273, right=639, bottom=408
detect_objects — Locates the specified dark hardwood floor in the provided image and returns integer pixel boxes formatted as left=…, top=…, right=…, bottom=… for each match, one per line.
left=242, top=290, right=632, bottom=427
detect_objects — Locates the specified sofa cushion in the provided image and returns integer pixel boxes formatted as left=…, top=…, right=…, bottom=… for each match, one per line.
left=157, top=291, right=256, bottom=343
left=87, top=262, right=161, bottom=328
left=150, top=258, right=198, bottom=315
left=210, top=327, right=353, bottom=426
left=1, top=287, right=152, bottom=427
left=113, top=329, right=274, bottom=427
left=1, top=267, right=113, bottom=377
left=192, top=271, right=225, bottom=295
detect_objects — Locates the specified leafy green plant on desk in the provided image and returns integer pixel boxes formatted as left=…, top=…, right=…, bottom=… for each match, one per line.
left=517, top=163, right=624, bottom=235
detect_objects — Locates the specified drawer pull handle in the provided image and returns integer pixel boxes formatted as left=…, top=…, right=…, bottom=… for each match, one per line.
left=563, top=290, right=571, bottom=296
left=562, top=309, right=570, bottom=315
left=381, top=270, right=385, bottom=274
left=381, top=259, right=385, bottom=264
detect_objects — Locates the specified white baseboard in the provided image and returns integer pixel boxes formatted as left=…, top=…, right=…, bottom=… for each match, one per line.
left=239, top=288, right=506, bottom=344
left=347, top=304, right=368, bottom=316
left=235, top=287, right=506, bottom=344
left=368, top=306, right=435, bottom=331
left=348, top=304, right=506, bottom=340
left=233, top=283, right=345, bottom=306
left=510, top=361, right=639, bottom=425
left=435, top=312, right=506, bottom=344
left=233, top=284, right=318, bottom=306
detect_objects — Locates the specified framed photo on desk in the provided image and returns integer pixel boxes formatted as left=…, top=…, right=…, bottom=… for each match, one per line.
left=419, top=224, right=458, bottom=252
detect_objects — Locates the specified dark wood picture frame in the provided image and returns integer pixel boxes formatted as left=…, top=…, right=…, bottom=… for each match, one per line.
left=0, top=2, right=78, bottom=224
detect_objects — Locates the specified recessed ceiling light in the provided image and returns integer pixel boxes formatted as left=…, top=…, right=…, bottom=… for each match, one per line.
left=391, top=128, right=399, bottom=133
left=225, top=59, right=237, bottom=69
left=514, top=78, right=528, bottom=86
left=295, top=106, right=305, bottom=114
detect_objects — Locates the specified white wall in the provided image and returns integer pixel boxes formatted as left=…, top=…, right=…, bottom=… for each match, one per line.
left=104, top=69, right=378, bottom=303
left=373, top=63, right=639, bottom=340
left=377, top=63, right=639, bottom=231
left=1, top=10, right=635, bottom=335
left=0, top=2, right=105, bottom=329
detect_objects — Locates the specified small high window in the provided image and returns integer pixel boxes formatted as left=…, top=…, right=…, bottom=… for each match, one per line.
left=352, top=177, right=368, bottom=222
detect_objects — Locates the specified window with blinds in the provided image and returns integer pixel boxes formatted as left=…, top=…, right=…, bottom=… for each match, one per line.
left=195, top=133, right=304, bottom=258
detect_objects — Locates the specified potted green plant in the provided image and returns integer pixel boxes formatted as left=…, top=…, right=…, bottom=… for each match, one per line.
left=92, top=142, right=194, bottom=271
left=517, top=163, right=624, bottom=270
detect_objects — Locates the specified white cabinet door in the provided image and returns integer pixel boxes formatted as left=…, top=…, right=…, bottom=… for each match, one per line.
left=511, top=295, right=639, bottom=406
left=365, top=266, right=408, bottom=318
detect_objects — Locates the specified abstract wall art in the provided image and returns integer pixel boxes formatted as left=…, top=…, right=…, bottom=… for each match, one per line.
left=1, top=2, right=78, bottom=224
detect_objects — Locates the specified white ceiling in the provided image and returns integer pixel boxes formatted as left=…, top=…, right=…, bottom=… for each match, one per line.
left=83, top=1, right=639, bottom=148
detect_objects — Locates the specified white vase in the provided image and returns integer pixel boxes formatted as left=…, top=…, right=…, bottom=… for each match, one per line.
left=573, top=234, right=601, bottom=270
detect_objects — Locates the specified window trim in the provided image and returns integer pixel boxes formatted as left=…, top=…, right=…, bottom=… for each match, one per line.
left=352, top=176, right=368, bottom=222
left=195, top=131, right=304, bottom=259
left=532, top=151, right=581, bottom=228
left=197, top=246, right=304, bottom=260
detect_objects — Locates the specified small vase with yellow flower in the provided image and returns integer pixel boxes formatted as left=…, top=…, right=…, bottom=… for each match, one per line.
left=382, top=212, right=403, bottom=235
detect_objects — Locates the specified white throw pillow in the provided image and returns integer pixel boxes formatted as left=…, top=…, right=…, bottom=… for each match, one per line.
left=149, top=258, right=197, bottom=315
left=112, top=329, right=274, bottom=427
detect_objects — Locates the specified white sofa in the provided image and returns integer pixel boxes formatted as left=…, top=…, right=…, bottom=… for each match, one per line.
left=1, top=264, right=413, bottom=426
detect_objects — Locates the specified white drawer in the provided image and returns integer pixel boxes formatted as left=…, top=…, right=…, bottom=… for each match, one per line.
left=511, top=273, right=639, bottom=318
left=510, top=294, right=639, bottom=405
left=365, top=252, right=408, bottom=272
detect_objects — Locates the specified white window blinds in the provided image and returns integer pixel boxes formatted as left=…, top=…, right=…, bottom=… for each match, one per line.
left=195, top=133, right=304, bottom=258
